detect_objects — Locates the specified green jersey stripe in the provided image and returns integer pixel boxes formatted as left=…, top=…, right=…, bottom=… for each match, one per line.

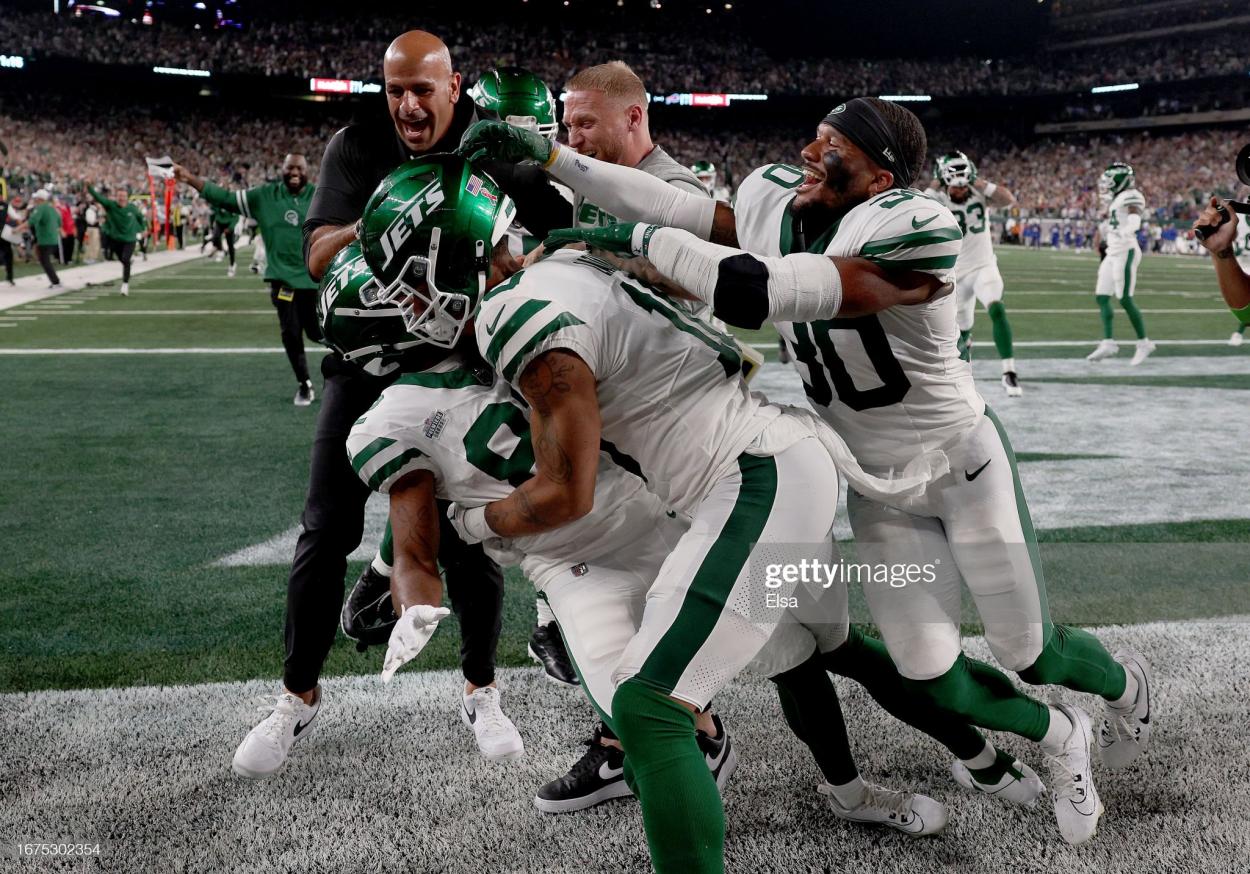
left=501, top=311, right=587, bottom=382
left=481, top=270, right=525, bottom=304
left=866, top=254, right=958, bottom=271
left=394, top=368, right=489, bottom=390
left=366, top=447, right=426, bottom=491
left=350, top=436, right=396, bottom=475
left=859, top=225, right=963, bottom=256
left=485, top=299, right=552, bottom=366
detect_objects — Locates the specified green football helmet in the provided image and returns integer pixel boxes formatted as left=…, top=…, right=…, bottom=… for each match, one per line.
left=936, top=151, right=977, bottom=188
left=359, top=153, right=516, bottom=350
left=691, top=160, right=717, bottom=193
left=468, top=67, right=558, bottom=142
left=317, top=242, right=427, bottom=377
left=1099, top=161, right=1134, bottom=203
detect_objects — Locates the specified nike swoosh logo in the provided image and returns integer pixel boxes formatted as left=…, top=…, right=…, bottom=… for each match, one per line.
left=463, top=703, right=477, bottom=725
left=912, top=214, right=938, bottom=229
left=704, top=741, right=728, bottom=771
left=484, top=308, right=504, bottom=336
left=598, top=761, right=624, bottom=780
left=965, top=459, right=991, bottom=481
left=293, top=716, right=313, bottom=737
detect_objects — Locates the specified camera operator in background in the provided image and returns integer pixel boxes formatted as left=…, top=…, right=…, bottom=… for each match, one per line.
left=1194, top=194, right=1250, bottom=334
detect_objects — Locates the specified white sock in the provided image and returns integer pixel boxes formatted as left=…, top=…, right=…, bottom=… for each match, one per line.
left=1110, top=665, right=1138, bottom=709
left=370, top=554, right=392, bottom=577
left=828, top=775, right=866, bottom=808
left=961, top=740, right=998, bottom=770
left=1040, top=706, right=1073, bottom=755
left=1001, top=357, right=1016, bottom=373
left=535, top=598, right=556, bottom=626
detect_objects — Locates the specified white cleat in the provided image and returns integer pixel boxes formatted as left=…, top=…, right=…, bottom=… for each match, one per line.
left=232, top=687, right=321, bottom=779
left=1045, top=704, right=1102, bottom=845
left=462, top=686, right=524, bottom=762
left=1086, top=339, right=1118, bottom=362
left=951, top=755, right=1045, bottom=807
left=1230, top=331, right=1244, bottom=347
left=227, top=264, right=237, bottom=278
left=1130, top=339, right=1156, bottom=366
left=1001, top=371, right=1023, bottom=397
left=120, top=282, right=129, bottom=297
left=817, top=781, right=949, bottom=836
left=1098, top=649, right=1154, bottom=769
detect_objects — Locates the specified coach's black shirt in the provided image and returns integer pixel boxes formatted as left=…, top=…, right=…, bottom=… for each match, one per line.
left=303, top=94, right=572, bottom=264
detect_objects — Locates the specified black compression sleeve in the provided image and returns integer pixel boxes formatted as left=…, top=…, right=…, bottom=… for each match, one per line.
left=712, top=253, right=771, bottom=330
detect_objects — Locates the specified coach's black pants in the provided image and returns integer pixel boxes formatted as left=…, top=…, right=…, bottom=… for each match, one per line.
left=0, top=240, right=12, bottom=282
left=36, top=244, right=60, bottom=285
left=269, top=283, right=322, bottom=385
left=283, top=355, right=505, bottom=693
left=117, top=241, right=135, bottom=283
left=212, top=223, right=235, bottom=266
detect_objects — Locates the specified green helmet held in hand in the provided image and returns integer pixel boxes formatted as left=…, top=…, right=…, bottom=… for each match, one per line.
left=317, top=242, right=429, bottom=376
left=359, top=153, right=516, bottom=350
left=468, top=67, right=559, bottom=141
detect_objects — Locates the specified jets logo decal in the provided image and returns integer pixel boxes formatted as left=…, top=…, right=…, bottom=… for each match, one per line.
left=378, top=179, right=445, bottom=269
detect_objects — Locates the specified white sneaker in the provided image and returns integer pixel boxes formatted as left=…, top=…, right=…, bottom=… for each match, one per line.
left=817, top=781, right=948, bottom=836
left=1001, top=371, right=1023, bottom=397
left=1098, top=649, right=1153, bottom=769
left=1086, top=339, right=1118, bottom=361
left=232, top=687, right=321, bottom=779
left=1230, top=331, right=1244, bottom=347
left=227, top=264, right=237, bottom=278
left=294, top=381, right=314, bottom=406
left=1044, top=704, right=1102, bottom=845
left=1130, top=339, right=1156, bottom=366
left=120, top=282, right=129, bottom=297
left=951, top=755, right=1045, bottom=806
left=461, top=686, right=524, bottom=761
left=214, top=251, right=224, bottom=262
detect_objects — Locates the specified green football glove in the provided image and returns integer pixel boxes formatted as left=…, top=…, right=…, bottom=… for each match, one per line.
left=457, top=119, right=553, bottom=165
left=544, top=222, right=657, bottom=257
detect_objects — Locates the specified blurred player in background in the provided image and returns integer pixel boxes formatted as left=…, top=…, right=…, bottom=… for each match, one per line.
left=27, top=189, right=62, bottom=288
left=691, top=160, right=731, bottom=201
left=208, top=201, right=238, bottom=277
left=927, top=151, right=1022, bottom=396
left=1088, top=162, right=1155, bottom=364
left=174, top=155, right=320, bottom=406
left=87, top=184, right=145, bottom=296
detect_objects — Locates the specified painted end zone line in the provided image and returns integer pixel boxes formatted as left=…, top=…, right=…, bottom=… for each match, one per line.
left=0, top=347, right=334, bottom=355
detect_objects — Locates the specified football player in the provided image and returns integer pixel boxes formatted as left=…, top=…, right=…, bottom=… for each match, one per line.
left=1088, top=162, right=1155, bottom=364
left=1193, top=195, right=1250, bottom=341
left=465, top=97, right=1156, bottom=846
left=356, top=154, right=1022, bottom=870
left=926, top=151, right=1022, bottom=395
left=692, top=160, right=732, bottom=201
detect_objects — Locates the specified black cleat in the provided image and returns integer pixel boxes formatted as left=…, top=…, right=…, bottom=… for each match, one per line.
left=340, top=565, right=396, bottom=651
left=534, top=724, right=631, bottom=813
left=528, top=622, right=579, bottom=686
left=697, top=713, right=739, bottom=791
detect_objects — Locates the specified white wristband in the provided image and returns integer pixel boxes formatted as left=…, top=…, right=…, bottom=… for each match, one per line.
left=547, top=147, right=717, bottom=239
left=460, top=505, right=494, bottom=543
left=981, top=182, right=997, bottom=199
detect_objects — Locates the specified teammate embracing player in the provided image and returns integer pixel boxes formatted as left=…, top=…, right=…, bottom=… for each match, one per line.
left=463, top=96, right=1156, bottom=848
left=926, top=151, right=1022, bottom=395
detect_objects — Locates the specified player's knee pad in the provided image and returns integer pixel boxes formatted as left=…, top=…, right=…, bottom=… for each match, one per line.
left=1015, top=632, right=1067, bottom=685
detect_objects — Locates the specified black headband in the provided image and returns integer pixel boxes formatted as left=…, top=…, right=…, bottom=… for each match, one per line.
left=822, top=98, right=914, bottom=189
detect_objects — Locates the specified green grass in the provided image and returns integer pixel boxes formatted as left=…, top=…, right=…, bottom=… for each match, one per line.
left=0, top=246, right=1246, bottom=693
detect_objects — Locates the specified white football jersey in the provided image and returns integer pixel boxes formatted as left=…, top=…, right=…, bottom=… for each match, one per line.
left=734, top=164, right=983, bottom=468
left=1104, top=188, right=1145, bottom=256
left=1232, top=212, right=1250, bottom=272
left=475, top=248, right=787, bottom=513
left=345, top=357, right=652, bottom=574
left=927, top=186, right=995, bottom=272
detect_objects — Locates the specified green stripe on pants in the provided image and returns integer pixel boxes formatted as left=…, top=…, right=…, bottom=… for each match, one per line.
left=983, top=406, right=1051, bottom=645
left=636, top=453, right=778, bottom=695
left=1122, top=249, right=1136, bottom=297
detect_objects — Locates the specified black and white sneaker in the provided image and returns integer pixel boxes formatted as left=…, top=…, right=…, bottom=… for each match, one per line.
left=697, top=713, right=738, bottom=791
left=294, top=380, right=314, bottom=406
left=528, top=623, right=579, bottom=686
left=340, top=565, right=397, bottom=652
left=1002, top=371, right=1023, bottom=397
left=534, top=724, right=631, bottom=813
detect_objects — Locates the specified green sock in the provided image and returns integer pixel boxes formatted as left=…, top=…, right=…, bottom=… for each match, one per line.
left=770, top=649, right=859, bottom=785
left=988, top=301, right=1014, bottom=358
left=612, top=680, right=724, bottom=874
left=957, top=329, right=973, bottom=362
left=968, top=747, right=1027, bottom=785
left=902, top=653, right=1051, bottom=743
left=1121, top=295, right=1147, bottom=339
left=372, top=520, right=394, bottom=575
left=1097, top=295, right=1114, bottom=339
left=825, top=626, right=987, bottom=760
left=1017, top=623, right=1127, bottom=701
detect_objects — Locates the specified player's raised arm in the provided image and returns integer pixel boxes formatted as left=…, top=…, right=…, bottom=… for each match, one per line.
left=1194, top=197, right=1250, bottom=319
left=544, top=221, right=946, bottom=328
left=450, top=350, right=602, bottom=541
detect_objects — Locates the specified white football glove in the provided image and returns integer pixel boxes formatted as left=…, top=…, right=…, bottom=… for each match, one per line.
left=446, top=501, right=492, bottom=545
left=381, top=604, right=452, bottom=683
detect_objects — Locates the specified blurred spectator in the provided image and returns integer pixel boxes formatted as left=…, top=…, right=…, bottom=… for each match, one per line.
left=27, top=189, right=62, bottom=288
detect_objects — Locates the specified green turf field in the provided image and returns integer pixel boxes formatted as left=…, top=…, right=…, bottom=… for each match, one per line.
left=0, top=246, right=1246, bottom=693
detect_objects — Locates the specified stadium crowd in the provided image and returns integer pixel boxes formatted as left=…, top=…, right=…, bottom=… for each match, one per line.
left=2, top=9, right=1247, bottom=98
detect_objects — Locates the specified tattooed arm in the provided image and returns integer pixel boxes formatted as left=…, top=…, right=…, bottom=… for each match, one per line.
left=388, top=470, right=445, bottom=613
left=481, top=350, right=602, bottom=538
